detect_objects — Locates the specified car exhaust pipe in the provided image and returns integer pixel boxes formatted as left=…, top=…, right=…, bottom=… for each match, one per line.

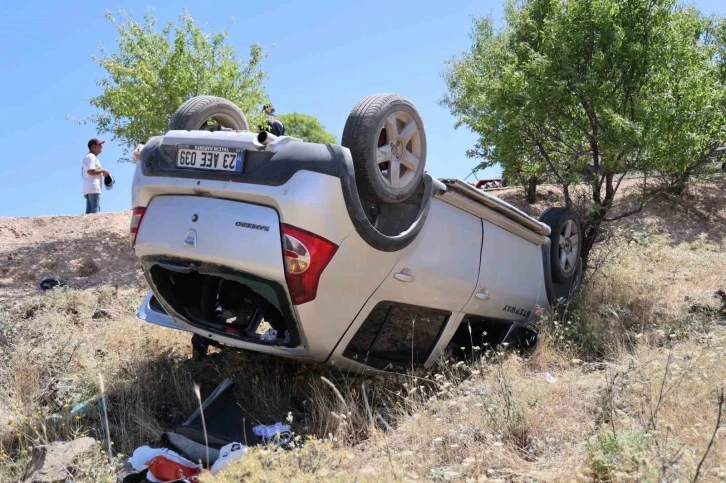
left=257, top=131, right=277, bottom=145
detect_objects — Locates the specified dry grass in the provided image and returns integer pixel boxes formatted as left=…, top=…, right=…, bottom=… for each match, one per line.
left=1, top=180, right=725, bottom=481
left=536, top=232, right=726, bottom=362
left=0, top=286, right=193, bottom=480
left=0, top=286, right=415, bottom=480
left=207, top=341, right=726, bottom=481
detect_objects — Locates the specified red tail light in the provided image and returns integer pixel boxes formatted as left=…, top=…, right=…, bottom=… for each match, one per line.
left=281, top=224, right=338, bottom=305
left=130, top=207, right=147, bottom=248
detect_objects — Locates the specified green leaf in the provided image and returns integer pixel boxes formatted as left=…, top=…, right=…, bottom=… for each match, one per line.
left=276, top=113, right=337, bottom=144
left=79, top=9, right=270, bottom=160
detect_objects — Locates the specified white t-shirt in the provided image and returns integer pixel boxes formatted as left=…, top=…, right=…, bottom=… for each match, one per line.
left=82, top=153, right=103, bottom=195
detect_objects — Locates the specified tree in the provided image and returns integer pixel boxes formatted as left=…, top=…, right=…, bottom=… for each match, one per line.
left=718, top=20, right=726, bottom=171
left=443, top=0, right=726, bottom=270
left=647, top=8, right=726, bottom=192
left=442, top=15, right=551, bottom=204
left=277, top=113, right=337, bottom=144
left=82, top=9, right=268, bottom=158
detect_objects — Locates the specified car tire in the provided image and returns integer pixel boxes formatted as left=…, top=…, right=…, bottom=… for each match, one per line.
left=540, top=207, right=582, bottom=284
left=342, top=94, right=427, bottom=204
left=551, top=256, right=583, bottom=307
left=169, top=96, right=249, bottom=132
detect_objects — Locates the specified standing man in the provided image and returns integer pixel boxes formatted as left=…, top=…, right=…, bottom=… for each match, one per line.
left=262, top=105, right=285, bottom=136
left=82, top=139, right=110, bottom=214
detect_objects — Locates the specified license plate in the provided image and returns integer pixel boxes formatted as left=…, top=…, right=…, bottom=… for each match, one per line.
left=176, top=145, right=244, bottom=172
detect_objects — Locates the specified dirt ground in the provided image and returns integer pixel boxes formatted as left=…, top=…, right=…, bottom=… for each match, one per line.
left=0, top=211, right=143, bottom=304
left=493, top=177, right=726, bottom=246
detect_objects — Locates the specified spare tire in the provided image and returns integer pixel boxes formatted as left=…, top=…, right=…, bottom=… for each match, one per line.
left=540, top=207, right=582, bottom=284
left=342, top=94, right=427, bottom=204
left=169, top=96, right=249, bottom=132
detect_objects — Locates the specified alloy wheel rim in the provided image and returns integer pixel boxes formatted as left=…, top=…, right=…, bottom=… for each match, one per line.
left=375, top=112, right=422, bottom=190
left=558, top=219, right=579, bottom=275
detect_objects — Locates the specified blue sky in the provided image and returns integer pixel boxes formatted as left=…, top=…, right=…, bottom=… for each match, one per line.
left=0, top=0, right=724, bottom=217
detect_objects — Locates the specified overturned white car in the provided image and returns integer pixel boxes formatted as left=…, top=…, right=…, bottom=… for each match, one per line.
left=130, top=94, right=582, bottom=372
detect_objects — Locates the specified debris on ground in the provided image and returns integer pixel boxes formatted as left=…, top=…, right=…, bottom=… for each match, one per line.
left=127, top=446, right=202, bottom=483
left=23, top=437, right=96, bottom=483
left=252, top=423, right=293, bottom=447
left=41, top=378, right=74, bottom=408
left=122, top=441, right=248, bottom=482
left=39, top=277, right=68, bottom=291
left=162, top=432, right=221, bottom=466
left=259, top=328, right=277, bottom=341
left=209, top=442, right=247, bottom=475
left=119, top=378, right=295, bottom=481
left=48, top=395, right=109, bottom=422
left=164, top=379, right=260, bottom=458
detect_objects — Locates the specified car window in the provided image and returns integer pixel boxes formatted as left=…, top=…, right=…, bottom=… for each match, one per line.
left=344, top=301, right=450, bottom=368
left=460, top=314, right=512, bottom=348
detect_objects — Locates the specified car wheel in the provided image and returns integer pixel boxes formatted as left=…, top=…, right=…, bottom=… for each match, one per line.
left=551, top=257, right=583, bottom=306
left=540, top=207, right=582, bottom=284
left=342, top=94, right=427, bottom=204
left=169, top=96, right=249, bottom=132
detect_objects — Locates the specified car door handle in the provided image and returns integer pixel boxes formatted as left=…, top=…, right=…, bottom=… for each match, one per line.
left=394, top=272, right=415, bottom=283
left=475, top=289, right=490, bottom=300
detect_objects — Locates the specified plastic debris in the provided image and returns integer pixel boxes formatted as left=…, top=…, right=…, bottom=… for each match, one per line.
left=129, top=446, right=201, bottom=483
left=260, top=328, right=278, bottom=341
left=163, top=432, right=220, bottom=466
left=48, top=395, right=109, bottom=423
left=169, top=379, right=260, bottom=451
left=210, top=442, right=247, bottom=475
left=253, top=423, right=292, bottom=446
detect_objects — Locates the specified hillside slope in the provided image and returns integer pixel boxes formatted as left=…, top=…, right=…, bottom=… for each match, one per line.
left=0, top=180, right=724, bottom=481
left=2, top=178, right=724, bottom=304
left=0, top=211, right=142, bottom=303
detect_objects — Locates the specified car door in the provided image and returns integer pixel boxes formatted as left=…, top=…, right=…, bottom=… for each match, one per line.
left=329, top=199, right=482, bottom=369
left=462, top=219, right=548, bottom=322
left=370, top=198, right=483, bottom=312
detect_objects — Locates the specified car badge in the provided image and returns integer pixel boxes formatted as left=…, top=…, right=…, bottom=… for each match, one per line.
left=184, top=229, right=197, bottom=247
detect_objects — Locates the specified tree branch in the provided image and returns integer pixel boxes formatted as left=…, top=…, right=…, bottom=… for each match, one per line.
left=604, top=171, right=615, bottom=203
left=594, top=171, right=606, bottom=205
left=692, top=388, right=724, bottom=483
left=602, top=190, right=671, bottom=222
left=612, top=171, right=629, bottom=195
left=525, top=125, right=567, bottom=186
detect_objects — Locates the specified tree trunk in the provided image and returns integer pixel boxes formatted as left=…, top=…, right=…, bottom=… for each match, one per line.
left=580, top=219, right=602, bottom=273
left=525, top=176, right=537, bottom=204
left=580, top=171, right=615, bottom=273
left=671, top=172, right=690, bottom=195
